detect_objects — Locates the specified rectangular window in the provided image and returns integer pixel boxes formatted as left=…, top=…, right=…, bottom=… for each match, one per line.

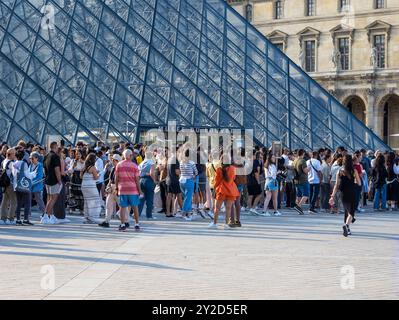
left=306, top=0, right=316, bottom=16
left=338, top=38, right=350, bottom=70
left=374, top=35, right=386, bottom=68
left=339, top=0, right=349, bottom=11
left=375, top=0, right=385, bottom=8
left=274, top=43, right=284, bottom=52
left=305, top=40, right=316, bottom=72
left=275, top=1, right=283, bottom=19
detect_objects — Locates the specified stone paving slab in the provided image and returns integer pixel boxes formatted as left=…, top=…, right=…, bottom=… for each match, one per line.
left=0, top=208, right=398, bottom=300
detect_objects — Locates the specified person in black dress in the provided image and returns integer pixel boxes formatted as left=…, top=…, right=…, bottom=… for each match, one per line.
left=330, top=154, right=361, bottom=237
left=386, top=152, right=399, bottom=210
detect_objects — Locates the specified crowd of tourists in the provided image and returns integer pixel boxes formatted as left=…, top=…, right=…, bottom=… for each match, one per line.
left=0, top=139, right=398, bottom=237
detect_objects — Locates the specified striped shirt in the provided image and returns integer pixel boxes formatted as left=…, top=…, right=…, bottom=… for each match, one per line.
left=115, top=160, right=139, bottom=195
left=179, top=161, right=198, bottom=179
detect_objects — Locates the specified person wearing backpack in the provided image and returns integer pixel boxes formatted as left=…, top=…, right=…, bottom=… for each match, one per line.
left=11, top=150, right=36, bottom=226
left=0, top=148, right=17, bottom=225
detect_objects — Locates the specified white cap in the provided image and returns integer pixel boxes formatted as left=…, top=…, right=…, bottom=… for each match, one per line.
left=112, top=154, right=122, bottom=162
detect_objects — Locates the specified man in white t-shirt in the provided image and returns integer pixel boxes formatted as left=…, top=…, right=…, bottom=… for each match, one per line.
left=306, top=151, right=322, bottom=214
left=281, top=148, right=290, bottom=167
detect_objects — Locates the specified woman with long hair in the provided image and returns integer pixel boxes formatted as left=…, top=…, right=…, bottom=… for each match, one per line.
left=53, top=147, right=68, bottom=221
left=247, top=150, right=263, bottom=215
left=68, top=149, right=86, bottom=214
left=262, top=153, right=281, bottom=216
left=386, top=152, right=399, bottom=210
left=178, top=147, right=198, bottom=221
left=372, top=154, right=388, bottom=211
left=209, top=153, right=240, bottom=228
left=80, top=153, right=101, bottom=224
left=330, top=154, right=361, bottom=237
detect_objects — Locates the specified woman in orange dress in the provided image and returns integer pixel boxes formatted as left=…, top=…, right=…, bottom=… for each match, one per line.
left=208, top=154, right=240, bottom=228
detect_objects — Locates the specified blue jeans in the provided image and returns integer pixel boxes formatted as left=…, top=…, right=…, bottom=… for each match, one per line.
left=373, top=184, right=387, bottom=209
left=138, top=177, right=156, bottom=218
left=354, top=184, right=362, bottom=210
left=309, top=183, right=320, bottom=210
left=180, top=178, right=194, bottom=213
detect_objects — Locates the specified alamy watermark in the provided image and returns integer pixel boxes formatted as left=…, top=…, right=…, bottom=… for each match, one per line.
left=40, top=265, right=55, bottom=291
left=340, top=265, right=355, bottom=290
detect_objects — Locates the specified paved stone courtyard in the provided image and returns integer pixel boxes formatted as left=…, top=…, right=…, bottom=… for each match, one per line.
left=0, top=208, right=398, bottom=300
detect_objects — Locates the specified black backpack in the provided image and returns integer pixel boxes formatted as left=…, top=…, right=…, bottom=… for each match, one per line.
left=0, top=161, right=12, bottom=188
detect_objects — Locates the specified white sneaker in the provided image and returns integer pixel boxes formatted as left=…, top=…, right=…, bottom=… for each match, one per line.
left=208, top=222, right=217, bottom=228
left=206, top=211, right=214, bottom=220
left=175, top=212, right=183, bottom=218
left=249, top=208, right=260, bottom=215
left=184, top=215, right=192, bottom=221
left=0, top=220, right=5, bottom=225
left=40, top=215, right=50, bottom=224
left=274, top=211, right=282, bottom=216
left=7, top=219, right=15, bottom=225
left=261, top=211, right=271, bottom=217
left=49, top=215, right=60, bottom=224
left=358, top=208, right=365, bottom=213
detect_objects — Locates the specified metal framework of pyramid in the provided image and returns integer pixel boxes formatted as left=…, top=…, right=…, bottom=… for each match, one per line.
left=0, top=0, right=390, bottom=150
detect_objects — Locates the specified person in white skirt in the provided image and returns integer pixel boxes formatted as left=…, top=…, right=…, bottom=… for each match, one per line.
left=80, top=153, right=101, bottom=224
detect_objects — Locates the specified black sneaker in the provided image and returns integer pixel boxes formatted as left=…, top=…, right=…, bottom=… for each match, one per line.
left=234, top=221, right=242, bottom=227
left=158, top=209, right=166, bottom=213
left=22, top=220, right=34, bottom=226
left=309, top=208, right=318, bottom=214
left=16, top=220, right=23, bottom=226
left=198, top=210, right=206, bottom=219
left=347, top=227, right=352, bottom=235
left=342, top=224, right=348, bottom=237
left=295, top=205, right=304, bottom=215
left=125, top=222, right=130, bottom=228
left=98, top=221, right=110, bottom=228
left=118, top=224, right=127, bottom=232
left=134, top=224, right=140, bottom=231
left=227, top=222, right=236, bottom=228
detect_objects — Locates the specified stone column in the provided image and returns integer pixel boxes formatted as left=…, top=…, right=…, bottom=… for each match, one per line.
left=366, top=90, right=384, bottom=136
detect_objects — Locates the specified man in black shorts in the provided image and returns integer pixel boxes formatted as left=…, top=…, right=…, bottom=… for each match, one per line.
left=42, top=141, right=62, bottom=224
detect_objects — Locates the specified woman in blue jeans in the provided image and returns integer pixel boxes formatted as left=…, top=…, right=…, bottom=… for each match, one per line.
left=179, top=149, right=198, bottom=221
left=138, top=153, right=157, bottom=219
left=372, top=154, right=388, bottom=210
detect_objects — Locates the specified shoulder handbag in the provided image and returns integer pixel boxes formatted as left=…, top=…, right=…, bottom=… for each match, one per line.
left=310, top=160, right=323, bottom=181
left=16, top=162, right=32, bottom=193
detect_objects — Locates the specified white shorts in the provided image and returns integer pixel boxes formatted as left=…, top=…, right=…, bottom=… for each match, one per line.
left=46, top=183, right=62, bottom=195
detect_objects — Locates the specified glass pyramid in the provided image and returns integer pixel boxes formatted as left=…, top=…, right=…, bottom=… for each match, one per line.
left=0, top=0, right=389, bottom=151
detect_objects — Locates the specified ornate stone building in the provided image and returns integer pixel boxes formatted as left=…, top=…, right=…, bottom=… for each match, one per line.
left=227, top=0, right=399, bottom=150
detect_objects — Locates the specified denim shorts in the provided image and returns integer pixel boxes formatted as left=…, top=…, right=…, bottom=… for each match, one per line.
left=296, top=182, right=310, bottom=198
left=118, top=194, right=139, bottom=208
left=265, top=178, right=278, bottom=192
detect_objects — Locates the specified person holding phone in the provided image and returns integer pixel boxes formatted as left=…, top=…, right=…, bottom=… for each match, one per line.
left=262, top=153, right=281, bottom=216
